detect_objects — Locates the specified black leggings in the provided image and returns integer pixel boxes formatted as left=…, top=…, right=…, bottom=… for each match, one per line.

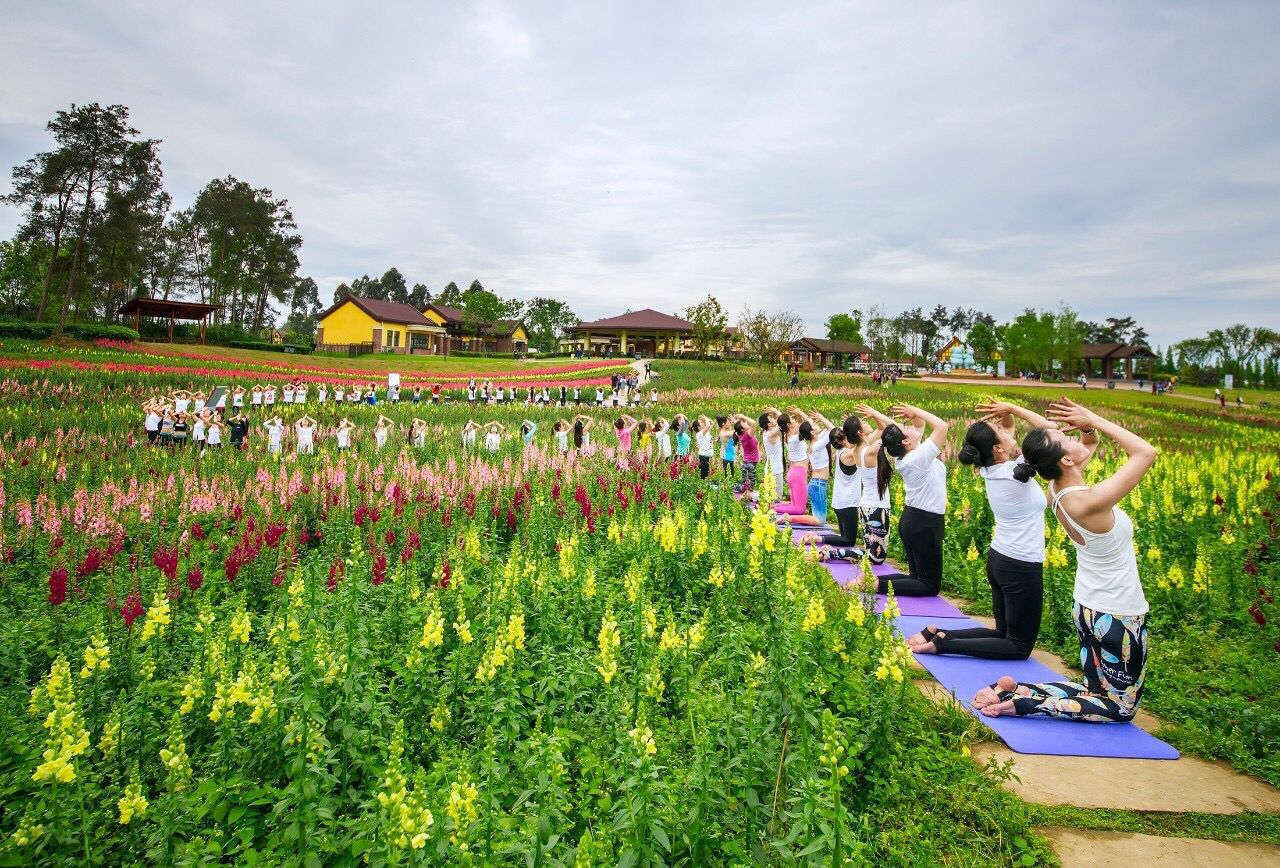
left=877, top=506, right=944, bottom=596
left=932, top=548, right=1042, bottom=660
left=820, top=506, right=860, bottom=547
left=698, top=455, right=710, bottom=479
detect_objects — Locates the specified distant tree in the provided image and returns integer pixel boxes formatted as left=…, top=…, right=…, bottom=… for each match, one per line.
left=522, top=297, right=578, bottom=353
left=737, top=306, right=804, bottom=367
left=380, top=267, right=409, bottom=305
left=0, top=237, right=46, bottom=318
left=684, top=294, right=728, bottom=359
left=967, top=320, right=998, bottom=364
left=437, top=281, right=462, bottom=306
left=1222, top=323, right=1255, bottom=364
left=458, top=283, right=520, bottom=352
left=1130, top=326, right=1150, bottom=347
left=349, top=274, right=383, bottom=300
left=284, top=276, right=321, bottom=340
left=408, top=282, right=431, bottom=308
left=825, top=312, right=863, bottom=345
left=332, top=282, right=352, bottom=304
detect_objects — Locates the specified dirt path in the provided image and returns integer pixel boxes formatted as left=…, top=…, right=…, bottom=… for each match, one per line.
left=916, top=375, right=1242, bottom=409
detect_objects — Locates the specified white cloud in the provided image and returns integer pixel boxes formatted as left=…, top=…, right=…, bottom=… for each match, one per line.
left=2, top=1, right=1279, bottom=346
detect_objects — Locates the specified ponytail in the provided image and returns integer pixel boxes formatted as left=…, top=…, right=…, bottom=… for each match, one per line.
left=1012, top=462, right=1038, bottom=483
left=881, top=424, right=907, bottom=459
left=573, top=419, right=584, bottom=449
left=876, top=442, right=893, bottom=498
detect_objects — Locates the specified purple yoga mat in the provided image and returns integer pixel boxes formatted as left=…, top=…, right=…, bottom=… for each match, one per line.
left=819, top=560, right=967, bottom=617
left=893, top=614, right=1179, bottom=760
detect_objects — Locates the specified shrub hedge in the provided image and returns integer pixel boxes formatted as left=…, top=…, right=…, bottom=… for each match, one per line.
left=0, top=320, right=140, bottom=341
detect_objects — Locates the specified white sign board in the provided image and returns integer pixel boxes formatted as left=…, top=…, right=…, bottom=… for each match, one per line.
left=1224, top=374, right=1234, bottom=390
left=997, top=360, right=1006, bottom=378
left=387, top=372, right=400, bottom=390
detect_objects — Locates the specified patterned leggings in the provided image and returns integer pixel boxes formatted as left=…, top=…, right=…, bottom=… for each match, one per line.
left=993, top=603, right=1148, bottom=723
left=860, top=506, right=889, bottom=564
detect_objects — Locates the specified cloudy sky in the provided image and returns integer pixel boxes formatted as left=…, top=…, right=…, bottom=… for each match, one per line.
left=2, top=1, right=1279, bottom=347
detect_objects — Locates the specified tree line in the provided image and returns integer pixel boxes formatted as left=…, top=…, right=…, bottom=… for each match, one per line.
left=1, top=104, right=304, bottom=336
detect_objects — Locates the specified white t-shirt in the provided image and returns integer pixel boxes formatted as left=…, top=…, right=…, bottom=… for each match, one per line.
left=980, top=459, right=1047, bottom=563
left=763, top=431, right=784, bottom=470
left=658, top=430, right=672, bottom=458
left=337, top=428, right=351, bottom=448
left=374, top=427, right=388, bottom=448
left=193, top=419, right=206, bottom=441
left=485, top=431, right=501, bottom=452
left=335, top=388, right=344, bottom=401
left=145, top=411, right=162, bottom=432
left=207, top=424, right=222, bottom=445
left=232, top=392, right=244, bottom=407
left=895, top=439, right=947, bottom=515
left=264, top=389, right=276, bottom=405
left=555, top=429, right=569, bottom=453
left=264, top=421, right=283, bottom=447
left=295, top=423, right=314, bottom=449
left=696, top=430, right=713, bottom=457
left=808, top=429, right=832, bottom=471
left=318, top=387, right=327, bottom=402
left=251, top=391, right=263, bottom=406
left=175, top=397, right=191, bottom=413
left=283, top=387, right=294, bottom=404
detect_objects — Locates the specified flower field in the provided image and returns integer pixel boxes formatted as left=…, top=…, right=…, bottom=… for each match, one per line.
left=1, top=348, right=1278, bottom=864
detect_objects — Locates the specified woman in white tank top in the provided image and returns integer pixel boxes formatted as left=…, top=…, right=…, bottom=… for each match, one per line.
left=973, top=397, right=1156, bottom=723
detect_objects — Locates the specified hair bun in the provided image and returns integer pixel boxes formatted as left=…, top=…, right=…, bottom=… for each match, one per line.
left=957, top=443, right=981, bottom=466
left=1012, top=462, right=1037, bottom=483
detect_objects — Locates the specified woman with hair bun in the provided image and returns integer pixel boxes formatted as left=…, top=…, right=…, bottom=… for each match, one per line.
left=908, top=399, right=1056, bottom=659
left=973, top=396, right=1157, bottom=723
left=858, top=403, right=949, bottom=594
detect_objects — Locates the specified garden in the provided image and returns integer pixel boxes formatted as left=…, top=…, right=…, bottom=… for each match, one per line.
left=0, top=344, right=1277, bottom=865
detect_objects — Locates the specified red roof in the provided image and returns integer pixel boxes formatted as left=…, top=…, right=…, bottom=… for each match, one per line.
left=570, top=308, right=694, bottom=332
left=1080, top=342, right=1156, bottom=359
left=319, top=296, right=434, bottom=327
left=424, top=303, right=522, bottom=336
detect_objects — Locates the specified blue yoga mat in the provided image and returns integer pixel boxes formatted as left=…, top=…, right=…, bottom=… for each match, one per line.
left=893, top=614, right=1179, bottom=760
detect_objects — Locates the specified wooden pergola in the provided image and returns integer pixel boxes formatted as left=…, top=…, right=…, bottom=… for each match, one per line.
left=119, top=298, right=222, bottom=344
left=1079, top=342, right=1157, bottom=380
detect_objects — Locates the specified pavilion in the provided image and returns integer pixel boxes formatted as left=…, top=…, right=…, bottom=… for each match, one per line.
left=1079, top=343, right=1157, bottom=379
left=563, top=309, right=695, bottom=357
left=119, top=298, right=222, bottom=344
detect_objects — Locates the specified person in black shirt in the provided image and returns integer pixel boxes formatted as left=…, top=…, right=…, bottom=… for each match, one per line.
left=228, top=413, right=250, bottom=449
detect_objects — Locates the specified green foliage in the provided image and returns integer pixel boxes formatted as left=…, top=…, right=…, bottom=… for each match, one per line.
left=825, top=312, right=863, bottom=345
left=522, top=297, right=578, bottom=353
left=0, top=320, right=139, bottom=341
left=683, top=295, right=729, bottom=359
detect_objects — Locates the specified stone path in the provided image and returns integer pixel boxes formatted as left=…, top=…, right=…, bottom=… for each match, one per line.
left=910, top=598, right=1280, bottom=863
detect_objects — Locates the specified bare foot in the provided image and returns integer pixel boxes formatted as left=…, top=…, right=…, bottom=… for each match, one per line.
left=906, top=626, right=940, bottom=647
left=980, top=699, right=1018, bottom=718
left=913, top=632, right=945, bottom=655
left=972, top=685, right=1001, bottom=708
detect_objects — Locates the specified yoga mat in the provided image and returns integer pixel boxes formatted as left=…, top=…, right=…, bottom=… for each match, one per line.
left=892, top=614, right=1179, bottom=760
left=819, top=561, right=967, bottom=617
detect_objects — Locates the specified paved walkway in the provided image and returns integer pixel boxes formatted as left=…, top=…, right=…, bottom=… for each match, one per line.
left=910, top=601, right=1280, bottom=864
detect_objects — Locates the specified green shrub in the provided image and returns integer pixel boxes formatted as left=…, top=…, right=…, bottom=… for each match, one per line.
left=226, top=339, right=311, bottom=355
left=0, top=320, right=139, bottom=341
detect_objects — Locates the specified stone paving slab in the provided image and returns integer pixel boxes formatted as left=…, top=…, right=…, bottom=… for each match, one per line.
left=973, top=743, right=1280, bottom=814
left=1039, top=828, right=1280, bottom=867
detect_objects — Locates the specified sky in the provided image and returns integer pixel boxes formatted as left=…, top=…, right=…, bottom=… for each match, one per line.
left=2, top=1, right=1279, bottom=348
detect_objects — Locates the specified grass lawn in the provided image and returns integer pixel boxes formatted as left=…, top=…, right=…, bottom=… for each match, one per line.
left=138, top=343, right=623, bottom=375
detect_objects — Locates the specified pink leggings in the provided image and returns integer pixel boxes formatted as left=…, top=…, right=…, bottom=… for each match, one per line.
left=773, top=464, right=809, bottom=514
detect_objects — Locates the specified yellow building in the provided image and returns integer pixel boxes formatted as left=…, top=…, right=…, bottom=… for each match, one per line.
left=315, top=296, right=448, bottom=355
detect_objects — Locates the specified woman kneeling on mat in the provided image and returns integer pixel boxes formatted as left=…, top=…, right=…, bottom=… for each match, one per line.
left=909, top=399, right=1056, bottom=659
left=973, top=397, right=1156, bottom=723
left=860, top=403, right=949, bottom=595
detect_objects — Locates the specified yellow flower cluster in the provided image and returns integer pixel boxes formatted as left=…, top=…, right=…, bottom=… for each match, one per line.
left=624, top=562, right=644, bottom=602
left=229, top=609, right=252, bottom=644
left=819, top=710, right=851, bottom=779
left=430, top=700, right=451, bottom=733
left=284, top=711, right=328, bottom=764
left=453, top=614, right=473, bottom=645
left=658, top=621, right=685, bottom=653
left=965, top=540, right=980, bottom=562
left=691, top=519, right=709, bottom=558
left=80, top=631, right=110, bottom=679
left=655, top=513, right=678, bottom=553
left=446, top=773, right=479, bottom=850
left=874, top=638, right=913, bottom=684
left=801, top=592, right=827, bottom=632
left=476, top=612, right=526, bottom=682
left=140, top=591, right=171, bottom=642
left=644, top=665, right=666, bottom=703
left=117, top=768, right=148, bottom=825
left=559, top=533, right=580, bottom=578
left=707, top=563, right=735, bottom=588
left=1046, top=546, right=1070, bottom=569
left=596, top=608, right=621, bottom=684
left=687, top=619, right=705, bottom=650
left=845, top=596, right=867, bottom=627
left=629, top=719, right=657, bottom=757
left=749, top=503, right=778, bottom=552
left=420, top=596, right=445, bottom=649
left=10, top=815, right=43, bottom=848
left=209, top=660, right=276, bottom=725
left=30, top=655, right=90, bottom=784
left=159, top=714, right=192, bottom=792
left=643, top=605, right=657, bottom=638
left=1193, top=547, right=1211, bottom=594
left=99, top=709, right=121, bottom=758
left=1158, top=563, right=1187, bottom=591
left=179, top=665, right=205, bottom=715
left=377, top=725, right=434, bottom=851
